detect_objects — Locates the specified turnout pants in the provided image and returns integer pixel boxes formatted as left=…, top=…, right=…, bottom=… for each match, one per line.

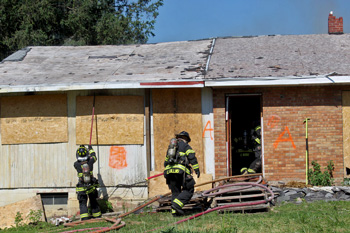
left=249, top=146, right=262, bottom=172
left=77, top=189, right=101, bottom=220
left=166, top=173, right=195, bottom=211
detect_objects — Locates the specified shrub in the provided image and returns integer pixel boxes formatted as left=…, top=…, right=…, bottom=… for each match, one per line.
left=26, top=209, right=43, bottom=225
left=98, top=199, right=114, bottom=213
left=308, top=160, right=334, bottom=186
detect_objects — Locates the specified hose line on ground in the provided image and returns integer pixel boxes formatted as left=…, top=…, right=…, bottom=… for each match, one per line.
left=146, top=180, right=274, bottom=232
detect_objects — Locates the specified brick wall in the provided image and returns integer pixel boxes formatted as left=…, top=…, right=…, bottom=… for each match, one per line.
left=213, top=86, right=346, bottom=184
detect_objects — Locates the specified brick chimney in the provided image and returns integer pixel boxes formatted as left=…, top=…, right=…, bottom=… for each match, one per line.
left=328, top=11, right=343, bottom=34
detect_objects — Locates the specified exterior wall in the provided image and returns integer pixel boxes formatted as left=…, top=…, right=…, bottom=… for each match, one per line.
left=0, top=89, right=148, bottom=210
left=213, top=86, right=348, bottom=184
left=201, top=88, right=215, bottom=177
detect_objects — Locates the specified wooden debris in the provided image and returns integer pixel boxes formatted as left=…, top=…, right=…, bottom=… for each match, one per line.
left=212, top=185, right=271, bottom=213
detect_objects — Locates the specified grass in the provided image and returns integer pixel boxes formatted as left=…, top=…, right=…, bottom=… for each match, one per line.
left=2, top=201, right=350, bottom=232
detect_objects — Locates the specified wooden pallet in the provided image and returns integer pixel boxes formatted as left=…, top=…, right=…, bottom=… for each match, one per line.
left=212, top=185, right=271, bottom=213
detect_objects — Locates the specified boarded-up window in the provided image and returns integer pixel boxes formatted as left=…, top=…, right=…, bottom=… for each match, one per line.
left=152, top=89, right=203, bottom=172
left=76, top=96, right=144, bottom=145
left=1, top=94, right=68, bottom=144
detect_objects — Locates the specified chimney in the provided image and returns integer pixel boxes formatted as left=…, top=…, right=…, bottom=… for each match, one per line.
left=328, top=11, right=343, bottom=34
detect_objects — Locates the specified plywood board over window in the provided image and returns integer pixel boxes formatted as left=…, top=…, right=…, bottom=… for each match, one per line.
left=343, top=91, right=350, bottom=176
left=152, top=88, right=204, bottom=172
left=1, top=94, right=68, bottom=144
left=76, top=96, right=144, bottom=145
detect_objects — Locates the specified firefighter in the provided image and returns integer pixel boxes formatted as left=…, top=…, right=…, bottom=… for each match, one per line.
left=249, top=125, right=262, bottom=172
left=74, top=145, right=101, bottom=220
left=240, top=125, right=262, bottom=174
left=164, top=131, right=200, bottom=216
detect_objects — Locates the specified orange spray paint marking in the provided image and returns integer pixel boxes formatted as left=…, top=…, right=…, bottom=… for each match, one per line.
left=202, top=120, right=214, bottom=140
left=109, top=146, right=128, bottom=169
left=267, top=115, right=281, bottom=130
left=273, top=126, right=296, bottom=149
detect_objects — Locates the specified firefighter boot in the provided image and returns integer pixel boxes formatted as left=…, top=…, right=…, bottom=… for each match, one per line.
left=240, top=167, right=248, bottom=175
left=171, top=203, right=184, bottom=216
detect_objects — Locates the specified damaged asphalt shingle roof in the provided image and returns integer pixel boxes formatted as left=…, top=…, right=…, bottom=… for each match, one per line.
left=207, top=34, right=350, bottom=79
left=0, top=40, right=211, bottom=87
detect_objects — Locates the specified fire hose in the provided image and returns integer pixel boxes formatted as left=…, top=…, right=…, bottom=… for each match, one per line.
left=146, top=178, right=273, bottom=232
left=62, top=174, right=263, bottom=233
left=61, top=218, right=125, bottom=233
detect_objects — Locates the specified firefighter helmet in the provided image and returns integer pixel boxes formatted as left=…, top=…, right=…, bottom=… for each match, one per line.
left=175, top=131, right=191, bottom=142
left=76, top=145, right=88, bottom=161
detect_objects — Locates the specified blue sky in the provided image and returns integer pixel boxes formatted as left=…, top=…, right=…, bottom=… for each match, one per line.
left=148, top=0, right=350, bottom=43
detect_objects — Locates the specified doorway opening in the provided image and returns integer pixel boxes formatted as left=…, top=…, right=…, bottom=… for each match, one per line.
left=227, top=94, right=262, bottom=176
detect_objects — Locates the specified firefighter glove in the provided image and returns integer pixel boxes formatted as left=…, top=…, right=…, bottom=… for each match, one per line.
left=195, top=169, right=200, bottom=178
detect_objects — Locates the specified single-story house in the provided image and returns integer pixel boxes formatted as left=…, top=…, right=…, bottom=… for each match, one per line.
left=0, top=12, right=349, bottom=218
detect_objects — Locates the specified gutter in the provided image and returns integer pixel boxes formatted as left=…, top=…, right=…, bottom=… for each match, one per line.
left=0, top=75, right=348, bottom=94
left=204, top=75, right=350, bottom=87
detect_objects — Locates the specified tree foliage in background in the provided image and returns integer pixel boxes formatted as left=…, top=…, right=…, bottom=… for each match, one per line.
left=0, top=0, right=163, bottom=60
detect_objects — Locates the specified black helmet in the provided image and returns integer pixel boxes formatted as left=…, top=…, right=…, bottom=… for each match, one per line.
left=76, top=145, right=88, bottom=161
left=175, top=131, right=191, bottom=142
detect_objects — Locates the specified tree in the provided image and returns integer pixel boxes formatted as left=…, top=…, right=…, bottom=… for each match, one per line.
left=0, top=0, right=163, bottom=60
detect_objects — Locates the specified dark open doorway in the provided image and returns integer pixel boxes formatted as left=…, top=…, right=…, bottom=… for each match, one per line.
left=227, top=94, right=262, bottom=176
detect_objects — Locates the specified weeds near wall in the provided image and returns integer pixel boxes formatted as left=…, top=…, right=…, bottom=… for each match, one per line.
left=342, top=178, right=350, bottom=186
left=13, top=209, right=43, bottom=229
left=308, top=160, right=334, bottom=186
left=26, top=210, right=43, bottom=225
left=98, top=199, right=114, bottom=213
left=14, top=212, right=24, bottom=227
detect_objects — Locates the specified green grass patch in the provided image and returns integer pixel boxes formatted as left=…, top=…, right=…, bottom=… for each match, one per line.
left=2, top=201, right=350, bottom=232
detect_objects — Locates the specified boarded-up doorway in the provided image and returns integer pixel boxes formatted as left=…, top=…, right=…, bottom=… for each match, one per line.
left=227, top=94, right=262, bottom=175
left=152, top=88, right=204, bottom=172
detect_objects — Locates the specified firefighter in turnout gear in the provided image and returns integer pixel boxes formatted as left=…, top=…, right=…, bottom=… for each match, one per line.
left=240, top=125, right=262, bottom=174
left=74, top=145, right=101, bottom=220
left=164, top=131, right=200, bottom=216
left=249, top=125, right=262, bottom=172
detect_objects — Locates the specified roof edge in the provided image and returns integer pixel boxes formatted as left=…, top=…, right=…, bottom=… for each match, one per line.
left=204, top=75, right=350, bottom=87
left=0, top=80, right=205, bottom=93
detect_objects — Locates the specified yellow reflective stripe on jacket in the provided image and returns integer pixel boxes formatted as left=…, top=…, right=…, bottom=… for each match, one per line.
left=86, top=186, right=96, bottom=194
left=78, top=173, right=83, bottom=177
left=173, top=198, right=184, bottom=208
left=76, top=187, right=86, bottom=192
left=179, top=152, right=186, bottom=157
left=192, top=164, right=199, bottom=170
left=255, top=138, right=261, bottom=144
left=165, top=164, right=191, bottom=175
left=255, top=126, right=261, bottom=131
left=186, top=149, right=195, bottom=155
left=76, top=184, right=99, bottom=193
left=89, top=149, right=97, bottom=162
left=179, top=149, right=195, bottom=157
